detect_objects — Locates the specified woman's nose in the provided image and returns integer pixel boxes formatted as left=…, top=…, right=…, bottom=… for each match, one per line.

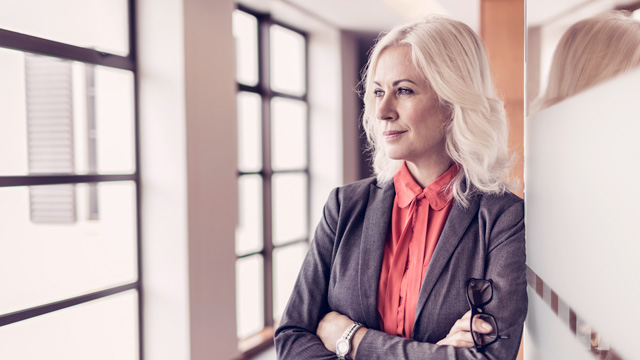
left=376, top=96, right=397, bottom=121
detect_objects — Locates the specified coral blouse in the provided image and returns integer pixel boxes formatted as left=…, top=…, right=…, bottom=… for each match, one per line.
left=377, top=162, right=458, bottom=338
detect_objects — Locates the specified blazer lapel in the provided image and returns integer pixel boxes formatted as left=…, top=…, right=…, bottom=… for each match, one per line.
left=413, top=190, right=480, bottom=327
left=358, top=181, right=395, bottom=330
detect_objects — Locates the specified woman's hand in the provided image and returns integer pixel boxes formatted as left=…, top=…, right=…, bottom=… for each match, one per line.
left=317, top=311, right=367, bottom=356
left=436, top=310, right=493, bottom=348
left=316, top=311, right=353, bottom=352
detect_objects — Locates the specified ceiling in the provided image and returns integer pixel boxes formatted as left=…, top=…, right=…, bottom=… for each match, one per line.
left=239, top=0, right=480, bottom=33
left=283, top=0, right=479, bottom=32
left=238, top=0, right=637, bottom=34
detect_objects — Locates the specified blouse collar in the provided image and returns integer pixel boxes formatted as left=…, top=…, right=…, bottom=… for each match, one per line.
left=393, top=162, right=459, bottom=210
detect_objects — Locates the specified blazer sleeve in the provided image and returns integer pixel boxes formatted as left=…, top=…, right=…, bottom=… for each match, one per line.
left=354, top=199, right=527, bottom=360
left=274, top=188, right=342, bottom=359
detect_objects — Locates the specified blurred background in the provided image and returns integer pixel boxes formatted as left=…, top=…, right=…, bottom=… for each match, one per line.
left=0, top=0, right=638, bottom=359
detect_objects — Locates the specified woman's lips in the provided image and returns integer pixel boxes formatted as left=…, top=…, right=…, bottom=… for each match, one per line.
left=383, top=130, right=407, bottom=140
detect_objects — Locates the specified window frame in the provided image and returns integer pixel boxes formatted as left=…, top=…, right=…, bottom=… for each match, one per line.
left=235, top=4, right=311, bottom=356
left=0, top=1, right=143, bottom=358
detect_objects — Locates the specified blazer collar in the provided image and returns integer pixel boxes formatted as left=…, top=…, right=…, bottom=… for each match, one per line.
left=357, top=178, right=480, bottom=333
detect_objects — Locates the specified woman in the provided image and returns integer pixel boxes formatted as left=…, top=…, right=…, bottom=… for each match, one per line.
left=275, top=16, right=526, bottom=359
left=531, top=11, right=640, bottom=112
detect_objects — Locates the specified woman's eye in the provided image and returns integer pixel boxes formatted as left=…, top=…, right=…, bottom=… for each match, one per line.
left=374, top=89, right=384, bottom=97
left=398, top=88, right=413, bottom=95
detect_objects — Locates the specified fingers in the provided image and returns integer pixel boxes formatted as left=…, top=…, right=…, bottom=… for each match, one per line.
left=446, top=317, right=470, bottom=336
left=438, top=310, right=496, bottom=349
left=446, top=316, right=490, bottom=335
left=436, top=330, right=475, bottom=348
left=449, top=338, right=475, bottom=348
left=449, top=316, right=492, bottom=334
left=472, top=316, right=493, bottom=334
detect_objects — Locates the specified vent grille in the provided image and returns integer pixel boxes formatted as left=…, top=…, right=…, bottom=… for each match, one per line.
left=25, top=54, right=76, bottom=224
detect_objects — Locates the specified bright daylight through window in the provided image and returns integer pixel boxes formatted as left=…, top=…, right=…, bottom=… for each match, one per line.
left=0, top=1, right=141, bottom=359
left=232, top=7, right=310, bottom=354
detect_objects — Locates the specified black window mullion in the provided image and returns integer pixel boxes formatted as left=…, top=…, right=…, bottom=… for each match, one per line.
left=259, top=14, right=275, bottom=329
left=304, top=34, right=311, bottom=248
left=239, top=82, right=307, bottom=102
left=0, top=174, right=136, bottom=188
left=0, top=28, right=135, bottom=71
left=0, top=282, right=138, bottom=327
left=128, top=0, right=144, bottom=357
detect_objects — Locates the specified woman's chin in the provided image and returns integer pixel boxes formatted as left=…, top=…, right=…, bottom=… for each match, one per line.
left=385, top=149, right=407, bottom=161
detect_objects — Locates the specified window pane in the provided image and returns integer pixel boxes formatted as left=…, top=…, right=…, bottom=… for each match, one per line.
left=237, top=92, right=262, bottom=172
left=0, top=48, right=29, bottom=174
left=270, top=25, right=306, bottom=96
left=0, top=48, right=136, bottom=175
left=233, top=10, right=259, bottom=86
left=0, top=0, right=129, bottom=56
left=272, top=173, right=308, bottom=245
left=0, top=182, right=138, bottom=314
left=271, top=97, right=307, bottom=170
left=94, top=65, right=136, bottom=174
left=0, top=290, right=138, bottom=360
left=273, top=242, right=308, bottom=321
left=236, top=175, right=263, bottom=256
left=236, top=255, right=264, bottom=339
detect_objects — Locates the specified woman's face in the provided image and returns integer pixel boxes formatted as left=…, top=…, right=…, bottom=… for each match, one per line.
left=373, top=45, right=450, bottom=168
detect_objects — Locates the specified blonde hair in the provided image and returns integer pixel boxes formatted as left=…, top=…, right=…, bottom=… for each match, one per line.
left=361, top=16, right=514, bottom=207
left=532, top=11, right=640, bottom=112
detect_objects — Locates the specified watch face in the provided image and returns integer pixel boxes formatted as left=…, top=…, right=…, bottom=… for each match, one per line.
left=336, top=339, right=349, bottom=355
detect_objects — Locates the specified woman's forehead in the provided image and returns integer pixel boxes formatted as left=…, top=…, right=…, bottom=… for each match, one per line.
left=374, top=46, right=424, bottom=82
left=373, top=46, right=432, bottom=88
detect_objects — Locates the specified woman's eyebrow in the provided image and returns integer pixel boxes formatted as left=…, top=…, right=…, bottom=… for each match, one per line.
left=373, top=79, right=418, bottom=87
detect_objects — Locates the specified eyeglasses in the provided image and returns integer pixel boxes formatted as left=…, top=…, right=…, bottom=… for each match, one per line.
left=466, top=278, right=509, bottom=351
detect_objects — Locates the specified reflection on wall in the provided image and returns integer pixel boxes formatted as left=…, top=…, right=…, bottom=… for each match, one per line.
left=526, top=2, right=640, bottom=110
left=525, top=67, right=640, bottom=360
left=530, top=11, right=640, bottom=113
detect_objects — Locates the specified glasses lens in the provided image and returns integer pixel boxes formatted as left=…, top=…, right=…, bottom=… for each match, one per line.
left=468, top=279, right=492, bottom=306
left=472, top=314, right=498, bottom=347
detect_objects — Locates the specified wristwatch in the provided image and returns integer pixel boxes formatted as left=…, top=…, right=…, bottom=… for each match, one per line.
left=335, top=322, right=363, bottom=360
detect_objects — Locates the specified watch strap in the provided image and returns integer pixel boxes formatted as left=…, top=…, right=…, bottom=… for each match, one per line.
left=336, top=322, right=363, bottom=360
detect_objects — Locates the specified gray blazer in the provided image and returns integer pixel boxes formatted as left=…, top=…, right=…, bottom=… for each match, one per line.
left=275, top=177, right=527, bottom=359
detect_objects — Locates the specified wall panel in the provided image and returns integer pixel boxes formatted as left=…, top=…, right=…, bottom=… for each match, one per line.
left=525, top=67, right=640, bottom=359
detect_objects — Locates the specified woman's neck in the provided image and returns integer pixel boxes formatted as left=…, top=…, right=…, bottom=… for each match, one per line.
left=405, top=156, right=454, bottom=188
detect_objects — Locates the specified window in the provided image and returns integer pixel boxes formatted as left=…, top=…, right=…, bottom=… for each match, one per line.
left=0, top=1, right=141, bottom=359
left=233, top=6, right=310, bottom=354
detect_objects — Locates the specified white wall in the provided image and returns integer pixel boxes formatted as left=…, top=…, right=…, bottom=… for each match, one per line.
left=138, top=0, right=239, bottom=359
left=137, top=0, right=192, bottom=358
left=182, top=0, right=239, bottom=359
left=525, top=67, right=640, bottom=359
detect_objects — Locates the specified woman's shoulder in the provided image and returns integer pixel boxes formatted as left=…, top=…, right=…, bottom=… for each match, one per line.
left=339, top=175, right=392, bottom=195
left=474, top=190, right=524, bottom=224
left=328, top=176, right=392, bottom=209
left=477, top=189, right=523, bottom=207
left=338, top=176, right=381, bottom=192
